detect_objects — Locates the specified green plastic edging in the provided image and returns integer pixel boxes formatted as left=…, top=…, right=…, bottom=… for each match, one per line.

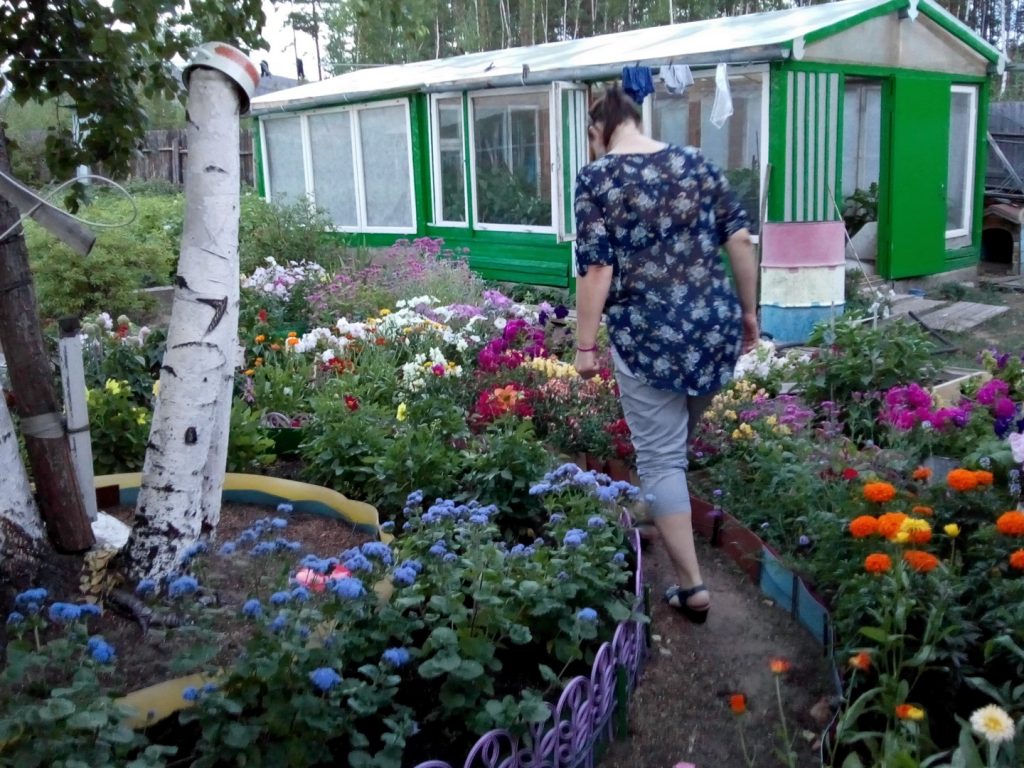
left=94, top=472, right=385, bottom=540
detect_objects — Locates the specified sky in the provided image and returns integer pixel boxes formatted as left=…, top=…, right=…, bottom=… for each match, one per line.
left=251, top=1, right=329, bottom=82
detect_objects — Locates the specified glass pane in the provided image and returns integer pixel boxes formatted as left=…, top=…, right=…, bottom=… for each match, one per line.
left=946, top=89, right=975, bottom=231
left=263, top=118, right=306, bottom=202
left=309, top=112, right=358, bottom=227
left=650, top=75, right=762, bottom=233
left=472, top=92, right=551, bottom=226
left=437, top=98, right=466, bottom=223
left=842, top=83, right=882, bottom=198
left=359, top=105, right=413, bottom=228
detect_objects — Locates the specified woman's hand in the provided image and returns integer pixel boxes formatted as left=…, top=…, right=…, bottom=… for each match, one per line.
left=741, top=312, right=759, bottom=354
left=574, top=349, right=600, bottom=378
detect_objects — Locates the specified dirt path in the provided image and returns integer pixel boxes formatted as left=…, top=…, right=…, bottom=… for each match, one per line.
left=604, top=533, right=837, bottom=768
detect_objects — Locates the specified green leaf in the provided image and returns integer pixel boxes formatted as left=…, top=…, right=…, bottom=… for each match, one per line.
left=67, top=710, right=110, bottom=730
left=39, top=698, right=76, bottom=721
left=858, top=626, right=889, bottom=644
left=451, top=659, right=484, bottom=681
left=538, top=664, right=559, bottom=685
left=507, top=624, right=532, bottom=645
left=223, top=722, right=258, bottom=749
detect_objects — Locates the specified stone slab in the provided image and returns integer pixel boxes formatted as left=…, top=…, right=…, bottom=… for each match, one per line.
left=914, top=301, right=1009, bottom=332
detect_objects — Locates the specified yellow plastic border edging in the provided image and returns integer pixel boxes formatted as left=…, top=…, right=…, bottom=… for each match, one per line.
left=94, top=472, right=388, bottom=542
left=117, top=672, right=215, bottom=729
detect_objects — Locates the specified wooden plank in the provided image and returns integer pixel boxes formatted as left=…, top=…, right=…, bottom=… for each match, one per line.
left=916, top=301, right=1009, bottom=332
left=979, top=274, right=1024, bottom=292
left=888, top=296, right=947, bottom=316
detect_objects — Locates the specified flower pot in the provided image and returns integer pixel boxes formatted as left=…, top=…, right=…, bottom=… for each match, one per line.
left=605, top=458, right=633, bottom=483
left=585, top=453, right=606, bottom=474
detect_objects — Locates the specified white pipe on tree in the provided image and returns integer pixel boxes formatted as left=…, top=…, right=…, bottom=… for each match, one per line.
left=126, top=66, right=242, bottom=582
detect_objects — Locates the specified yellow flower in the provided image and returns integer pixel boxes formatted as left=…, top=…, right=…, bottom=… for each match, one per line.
left=244, top=369, right=255, bottom=376
left=379, top=308, right=391, bottom=316
left=895, top=704, right=926, bottom=721
left=254, top=334, right=266, bottom=344
left=724, top=410, right=738, bottom=421
left=134, top=409, right=147, bottom=425
left=104, top=379, right=123, bottom=395
left=152, top=380, right=160, bottom=396
left=943, top=523, right=960, bottom=538
left=892, top=531, right=911, bottom=544
left=396, top=403, right=408, bottom=422
left=765, top=415, right=778, bottom=426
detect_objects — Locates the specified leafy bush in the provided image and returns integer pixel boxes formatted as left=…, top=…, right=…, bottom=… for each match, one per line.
left=226, top=401, right=277, bottom=472
left=238, top=194, right=348, bottom=275
left=27, top=189, right=182, bottom=322
left=87, top=379, right=151, bottom=475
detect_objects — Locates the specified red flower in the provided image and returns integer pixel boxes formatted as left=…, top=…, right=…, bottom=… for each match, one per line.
left=257, top=309, right=268, bottom=323
left=116, top=324, right=130, bottom=338
left=344, top=395, right=359, bottom=412
left=842, top=467, right=859, bottom=480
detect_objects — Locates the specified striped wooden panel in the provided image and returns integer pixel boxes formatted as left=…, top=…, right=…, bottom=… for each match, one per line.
left=784, top=71, right=842, bottom=222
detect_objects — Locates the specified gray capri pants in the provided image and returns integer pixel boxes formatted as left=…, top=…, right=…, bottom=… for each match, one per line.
left=611, top=346, right=712, bottom=518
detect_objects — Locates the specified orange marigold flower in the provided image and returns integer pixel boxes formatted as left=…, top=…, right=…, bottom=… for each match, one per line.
left=877, top=512, right=909, bottom=540
left=865, top=553, right=892, bottom=573
left=270, top=343, right=282, bottom=351
left=974, top=470, right=994, bottom=486
left=895, top=704, right=926, bottom=721
left=849, top=651, right=872, bottom=672
left=769, top=658, right=792, bottom=674
left=729, top=693, right=747, bottom=714
left=947, top=469, right=979, bottom=492
left=286, top=337, right=300, bottom=347
left=243, top=369, right=255, bottom=376
left=254, top=334, right=266, bottom=344
left=1010, top=550, right=1024, bottom=570
left=287, top=331, right=298, bottom=338
left=996, top=511, right=1024, bottom=536
left=912, top=466, right=932, bottom=481
left=863, top=482, right=897, bottom=503
left=911, top=505, right=934, bottom=517
left=903, top=550, right=940, bottom=573
left=849, top=515, right=879, bottom=538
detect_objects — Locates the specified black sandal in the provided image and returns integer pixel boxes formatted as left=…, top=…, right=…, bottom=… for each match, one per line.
left=664, top=584, right=710, bottom=624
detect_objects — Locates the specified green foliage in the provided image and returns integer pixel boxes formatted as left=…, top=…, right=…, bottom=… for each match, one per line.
left=474, top=166, right=550, bottom=227
left=226, top=401, right=277, bottom=472
left=238, top=194, right=348, bottom=275
left=843, top=183, right=879, bottom=237
left=86, top=379, right=151, bottom=475
left=1, top=604, right=175, bottom=767
left=27, top=191, right=182, bottom=321
left=0, top=0, right=265, bottom=187
left=792, top=317, right=938, bottom=443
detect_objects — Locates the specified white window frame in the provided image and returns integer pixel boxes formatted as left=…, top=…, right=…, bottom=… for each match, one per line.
left=259, top=98, right=417, bottom=235
left=945, top=84, right=978, bottom=240
left=468, top=85, right=557, bottom=234
left=642, top=65, right=770, bottom=242
left=429, top=92, right=469, bottom=226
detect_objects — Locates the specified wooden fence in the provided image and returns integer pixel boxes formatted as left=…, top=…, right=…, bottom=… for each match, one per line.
left=17, top=128, right=256, bottom=187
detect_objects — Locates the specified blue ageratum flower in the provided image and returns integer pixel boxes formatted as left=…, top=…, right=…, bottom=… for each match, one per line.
left=270, top=614, right=288, bottom=633
left=269, top=591, right=291, bottom=606
left=549, top=513, right=566, bottom=524
left=380, top=521, right=395, bottom=532
left=181, top=542, right=208, bottom=561
left=587, top=515, right=607, bottom=528
left=182, top=686, right=200, bottom=702
left=392, top=565, right=417, bottom=587
left=270, top=517, right=289, bottom=529
left=332, top=577, right=366, bottom=600
left=442, top=552, right=457, bottom=563
left=529, top=481, right=552, bottom=496
left=399, top=559, right=423, bottom=574
left=309, top=667, right=342, bottom=692
left=577, top=607, right=598, bottom=622
left=612, top=552, right=626, bottom=564
left=87, top=636, right=116, bottom=664
left=250, top=541, right=277, bottom=557
left=242, top=599, right=263, bottom=618
left=382, top=647, right=411, bottom=668
left=299, top=554, right=332, bottom=574
left=291, top=586, right=311, bottom=602
left=14, top=588, right=47, bottom=609
left=342, top=553, right=373, bottom=573
left=6, top=611, right=25, bottom=626
left=218, top=542, right=238, bottom=556
left=428, top=542, right=447, bottom=557
left=48, top=603, right=82, bottom=622
left=361, top=542, right=394, bottom=565
left=468, top=513, right=489, bottom=525
left=135, top=579, right=158, bottom=596
left=563, top=529, right=587, bottom=548
left=237, top=529, right=259, bottom=544
left=78, top=603, right=101, bottom=617
left=594, top=486, right=618, bottom=503
left=276, top=503, right=294, bottom=514
left=167, top=575, right=199, bottom=598
left=405, top=490, right=424, bottom=507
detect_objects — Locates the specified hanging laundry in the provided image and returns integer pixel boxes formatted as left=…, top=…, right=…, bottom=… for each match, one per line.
left=710, top=63, right=734, bottom=128
left=621, top=66, right=655, bottom=104
left=661, top=64, right=694, bottom=95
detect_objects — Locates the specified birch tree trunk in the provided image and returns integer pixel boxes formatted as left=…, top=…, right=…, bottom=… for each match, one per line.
left=0, top=389, right=48, bottom=587
left=125, top=68, right=241, bottom=582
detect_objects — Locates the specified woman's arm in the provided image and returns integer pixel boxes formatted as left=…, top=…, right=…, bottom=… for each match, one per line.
left=573, top=263, right=613, bottom=378
left=724, top=228, right=759, bottom=353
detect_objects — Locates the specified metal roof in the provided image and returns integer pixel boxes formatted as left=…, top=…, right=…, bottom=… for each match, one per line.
left=251, top=0, right=1002, bottom=115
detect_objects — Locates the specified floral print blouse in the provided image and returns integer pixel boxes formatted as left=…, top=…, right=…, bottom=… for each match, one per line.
left=574, top=144, right=751, bottom=395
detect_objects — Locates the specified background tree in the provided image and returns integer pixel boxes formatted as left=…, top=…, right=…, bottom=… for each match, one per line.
left=0, top=0, right=264, bottom=577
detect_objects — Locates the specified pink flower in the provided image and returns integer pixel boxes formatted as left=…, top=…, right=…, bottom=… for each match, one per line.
left=977, top=379, right=1010, bottom=405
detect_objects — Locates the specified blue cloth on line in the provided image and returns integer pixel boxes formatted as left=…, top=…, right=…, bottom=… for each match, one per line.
left=621, top=66, right=655, bottom=104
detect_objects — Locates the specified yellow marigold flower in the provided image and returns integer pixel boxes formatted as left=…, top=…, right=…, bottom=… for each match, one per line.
left=396, top=403, right=408, bottom=422
left=943, top=523, right=960, bottom=538
left=724, top=410, right=738, bottom=421
left=899, top=518, right=932, bottom=544
left=895, top=704, right=925, bottom=721
left=731, top=428, right=743, bottom=440
left=892, top=531, right=911, bottom=544
left=970, top=704, right=1015, bottom=743
left=765, top=415, right=778, bottom=426
left=379, top=309, right=391, bottom=316
left=244, top=369, right=255, bottom=376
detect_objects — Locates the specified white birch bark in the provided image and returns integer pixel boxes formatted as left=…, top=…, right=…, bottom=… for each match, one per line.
left=125, top=68, right=241, bottom=582
left=0, top=391, right=45, bottom=550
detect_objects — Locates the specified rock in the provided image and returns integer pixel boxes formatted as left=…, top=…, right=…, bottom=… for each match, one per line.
left=92, top=511, right=131, bottom=549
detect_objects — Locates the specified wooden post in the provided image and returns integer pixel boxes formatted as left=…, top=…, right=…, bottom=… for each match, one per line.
left=0, top=126, right=94, bottom=552
left=58, top=316, right=98, bottom=522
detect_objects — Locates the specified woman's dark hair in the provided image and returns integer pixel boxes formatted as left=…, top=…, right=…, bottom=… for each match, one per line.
left=589, top=86, right=642, bottom=148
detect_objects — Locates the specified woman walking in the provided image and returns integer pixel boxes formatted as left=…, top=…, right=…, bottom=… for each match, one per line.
left=573, top=86, right=759, bottom=623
